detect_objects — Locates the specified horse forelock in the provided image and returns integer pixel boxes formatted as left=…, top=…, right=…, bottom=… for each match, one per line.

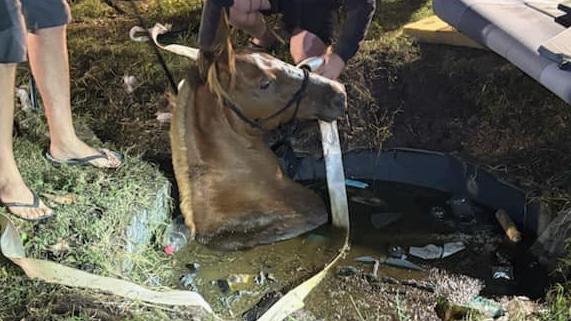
left=206, top=33, right=237, bottom=104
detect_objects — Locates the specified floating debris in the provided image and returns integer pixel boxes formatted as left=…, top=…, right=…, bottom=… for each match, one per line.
left=370, top=212, right=401, bottom=229
left=430, top=206, right=447, bottom=220
left=382, top=257, right=424, bottom=271
left=216, top=274, right=254, bottom=293
left=180, top=273, right=196, bottom=290
left=216, top=279, right=231, bottom=293
left=163, top=244, right=175, bottom=256
left=354, top=256, right=377, bottom=264
left=409, top=242, right=466, bottom=260
left=185, top=262, right=200, bottom=274
left=337, top=266, right=360, bottom=277
left=495, top=209, right=522, bottom=243
left=349, top=189, right=385, bottom=207
left=372, top=260, right=380, bottom=277
left=254, top=271, right=276, bottom=285
left=492, top=266, right=514, bottom=280
left=388, top=246, right=406, bottom=259
left=345, top=179, right=369, bottom=189
left=447, top=196, right=476, bottom=221
left=163, top=216, right=192, bottom=254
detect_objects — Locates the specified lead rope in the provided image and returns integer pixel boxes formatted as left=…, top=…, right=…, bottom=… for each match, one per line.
left=127, top=0, right=179, bottom=94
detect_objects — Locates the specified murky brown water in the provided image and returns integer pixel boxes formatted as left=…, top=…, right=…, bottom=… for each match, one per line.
left=172, top=181, right=549, bottom=320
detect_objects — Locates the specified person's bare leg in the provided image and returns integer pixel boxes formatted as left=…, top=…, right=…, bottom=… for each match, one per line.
left=229, top=0, right=276, bottom=47
left=27, top=26, right=120, bottom=168
left=0, top=64, right=52, bottom=219
left=289, top=29, right=327, bottom=64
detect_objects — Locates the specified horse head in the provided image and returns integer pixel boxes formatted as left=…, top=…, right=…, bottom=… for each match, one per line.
left=170, top=13, right=347, bottom=250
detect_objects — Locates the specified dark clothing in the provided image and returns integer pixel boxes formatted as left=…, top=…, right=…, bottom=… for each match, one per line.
left=267, top=0, right=376, bottom=62
left=0, top=0, right=71, bottom=63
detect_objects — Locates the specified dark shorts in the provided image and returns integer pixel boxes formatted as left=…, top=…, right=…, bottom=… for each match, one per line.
left=0, top=0, right=71, bottom=63
left=265, top=0, right=339, bottom=45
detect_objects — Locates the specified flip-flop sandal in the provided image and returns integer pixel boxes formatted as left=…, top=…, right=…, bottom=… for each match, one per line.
left=1, top=192, right=54, bottom=221
left=45, top=149, right=124, bottom=169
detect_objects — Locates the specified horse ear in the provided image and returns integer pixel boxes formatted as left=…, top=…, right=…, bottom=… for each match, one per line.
left=198, top=3, right=234, bottom=77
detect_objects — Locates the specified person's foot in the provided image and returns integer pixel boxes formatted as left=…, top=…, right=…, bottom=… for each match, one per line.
left=49, top=138, right=122, bottom=169
left=0, top=174, right=53, bottom=220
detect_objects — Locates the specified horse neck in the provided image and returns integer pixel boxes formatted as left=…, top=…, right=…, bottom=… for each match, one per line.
left=188, top=85, right=283, bottom=180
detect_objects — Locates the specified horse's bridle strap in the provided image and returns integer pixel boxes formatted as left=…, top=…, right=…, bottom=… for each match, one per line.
left=223, top=68, right=310, bottom=131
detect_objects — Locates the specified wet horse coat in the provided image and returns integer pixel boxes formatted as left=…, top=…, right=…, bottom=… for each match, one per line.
left=171, top=45, right=346, bottom=250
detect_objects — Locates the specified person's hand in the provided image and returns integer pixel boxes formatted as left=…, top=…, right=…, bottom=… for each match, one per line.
left=316, top=47, right=346, bottom=80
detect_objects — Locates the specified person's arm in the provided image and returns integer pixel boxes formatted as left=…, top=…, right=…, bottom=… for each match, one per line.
left=333, top=0, right=376, bottom=63
left=317, top=0, right=375, bottom=79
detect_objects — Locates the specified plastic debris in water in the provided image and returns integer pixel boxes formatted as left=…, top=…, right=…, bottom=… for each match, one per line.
left=163, top=215, right=191, bottom=254
left=337, top=266, right=360, bottom=277
left=388, top=246, right=406, bottom=259
left=254, top=271, right=276, bottom=285
left=354, top=256, right=378, bottom=264
left=409, top=242, right=466, bottom=260
left=216, top=274, right=254, bottom=293
left=492, top=266, right=514, bottom=280
left=345, top=179, right=369, bottom=189
left=349, top=190, right=385, bottom=207
left=216, top=279, right=231, bottom=293
left=163, top=244, right=175, bottom=256
left=180, top=273, right=196, bottom=290
left=186, top=262, right=200, bottom=274
left=447, top=196, right=476, bottom=221
left=430, top=206, right=447, bottom=220
left=382, top=257, right=424, bottom=271
left=371, top=212, right=401, bottom=229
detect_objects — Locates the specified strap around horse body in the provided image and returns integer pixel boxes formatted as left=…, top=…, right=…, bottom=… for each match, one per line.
left=223, top=68, right=310, bottom=131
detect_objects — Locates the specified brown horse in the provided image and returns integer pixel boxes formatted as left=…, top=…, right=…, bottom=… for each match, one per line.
left=170, top=22, right=346, bottom=251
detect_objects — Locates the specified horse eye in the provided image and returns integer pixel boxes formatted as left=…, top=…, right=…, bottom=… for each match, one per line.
left=259, top=79, right=272, bottom=90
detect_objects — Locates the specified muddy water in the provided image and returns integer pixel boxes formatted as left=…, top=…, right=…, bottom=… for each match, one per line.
left=173, top=181, right=549, bottom=320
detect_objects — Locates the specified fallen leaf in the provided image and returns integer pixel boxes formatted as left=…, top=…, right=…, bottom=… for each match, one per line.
left=41, top=193, right=77, bottom=205
left=49, top=238, right=70, bottom=253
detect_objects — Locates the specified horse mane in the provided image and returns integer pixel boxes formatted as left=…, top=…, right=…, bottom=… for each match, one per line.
left=204, top=13, right=237, bottom=104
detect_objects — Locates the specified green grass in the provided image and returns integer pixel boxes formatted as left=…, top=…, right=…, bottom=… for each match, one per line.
left=542, top=284, right=571, bottom=321
left=0, top=111, right=179, bottom=320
